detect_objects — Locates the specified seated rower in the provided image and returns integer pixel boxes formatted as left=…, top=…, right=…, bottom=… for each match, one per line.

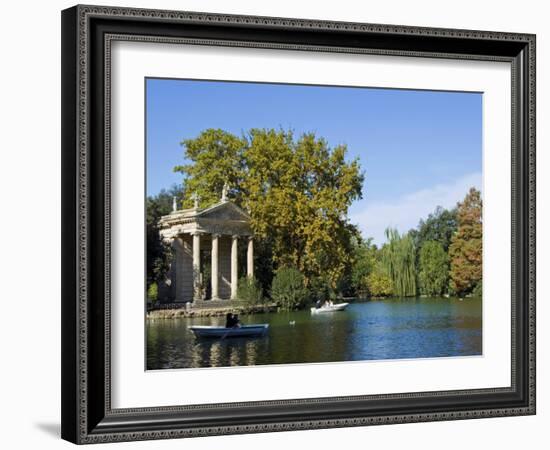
left=232, top=314, right=242, bottom=328
left=225, top=313, right=233, bottom=328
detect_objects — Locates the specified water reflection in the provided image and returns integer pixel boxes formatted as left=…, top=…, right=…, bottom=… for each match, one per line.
left=146, top=297, right=482, bottom=370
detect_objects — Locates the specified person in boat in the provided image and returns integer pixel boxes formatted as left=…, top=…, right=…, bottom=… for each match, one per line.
left=225, top=313, right=234, bottom=328
left=315, top=299, right=322, bottom=309
left=225, top=313, right=242, bottom=328
left=232, top=314, right=242, bottom=328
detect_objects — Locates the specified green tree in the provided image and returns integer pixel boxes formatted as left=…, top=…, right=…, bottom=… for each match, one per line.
left=146, top=185, right=183, bottom=290
left=236, top=276, right=264, bottom=305
left=413, top=206, right=458, bottom=253
left=350, top=237, right=378, bottom=295
left=382, top=228, right=417, bottom=297
left=365, top=271, right=394, bottom=297
left=349, top=237, right=395, bottom=298
left=309, top=273, right=337, bottom=303
left=175, top=128, right=364, bottom=290
left=418, top=240, right=449, bottom=296
left=147, top=282, right=158, bottom=302
left=449, top=187, right=483, bottom=296
left=472, top=280, right=482, bottom=298
left=271, top=267, right=309, bottom=310
left=174, top=129, right=247, bottom=208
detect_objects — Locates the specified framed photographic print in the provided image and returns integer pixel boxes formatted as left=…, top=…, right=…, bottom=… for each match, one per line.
left=61, top=4, right=536, bottom=444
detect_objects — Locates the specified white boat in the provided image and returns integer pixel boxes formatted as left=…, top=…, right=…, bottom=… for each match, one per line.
left=189, top=324, right=269, bottom=338
left=310, top=303, right=349, bottom=314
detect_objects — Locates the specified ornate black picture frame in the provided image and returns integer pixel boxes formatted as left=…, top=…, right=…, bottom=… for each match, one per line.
left=61, top=4, right=536, bottom=444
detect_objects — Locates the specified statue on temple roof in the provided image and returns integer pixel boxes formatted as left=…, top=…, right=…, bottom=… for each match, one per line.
left=190, top=192, right=199, bottom=209
left=221, top=182, right=229, bottom=203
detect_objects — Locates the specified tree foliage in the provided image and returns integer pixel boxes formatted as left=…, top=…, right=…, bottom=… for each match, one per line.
left=366, top=271, right=394, bottom=297
left=175, top=128, right=364, bottom=288
left=174, top=129, right=246, bottom=208
left=236, top=276, right=264, bottom=305
left=449, top=188, right=482, bottom=296
left=413, top=206, right=458, bottom=253
left=146, top=185, right=183, bottom=289
left=472, top=279, right=482, bottom=298
left=418, top=240, right=449, bottom=296
left=349, top=238, right=393, bottom=297
left=351, top=237, right=378, bottom=293
left=309, top=273, right=339, bottom=302
left=271, top=267, right=309, bottom=310
left=147, top=282, right=158, bottom=302
left=382, top=228, right=417, bottom=297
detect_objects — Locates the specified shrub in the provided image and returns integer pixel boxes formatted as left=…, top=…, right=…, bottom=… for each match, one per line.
left=366, top=272, right=393, bottom=297
left=270, top=267, right=308, bottom=310
left=147, top=282, right=158, bottom=302
left=472, top=280, right=483, bottom=298
left=237, top=276, right=264, bottom=305
left=309, top=275, right=337, bottom=303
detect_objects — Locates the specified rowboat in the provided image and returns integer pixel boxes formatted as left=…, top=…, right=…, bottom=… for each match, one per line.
left=188, top=324, right=269, bottom=338
left=310, top=303, right=349, bottom=314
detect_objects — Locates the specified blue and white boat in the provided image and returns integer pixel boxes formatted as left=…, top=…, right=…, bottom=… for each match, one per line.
left=189, top=324, right=269, bottom=338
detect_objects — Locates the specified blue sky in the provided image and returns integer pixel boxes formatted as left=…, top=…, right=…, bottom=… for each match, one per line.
left=146, top=78, right=482, bottom=245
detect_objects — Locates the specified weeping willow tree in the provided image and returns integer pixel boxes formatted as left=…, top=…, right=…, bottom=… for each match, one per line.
left=382, top=228, right=417, bottom=297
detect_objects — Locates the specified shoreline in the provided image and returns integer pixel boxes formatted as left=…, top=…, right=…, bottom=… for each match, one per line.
left=147, top=296, right=480, bottom=320
left=147, top=303, right=277, bottom=319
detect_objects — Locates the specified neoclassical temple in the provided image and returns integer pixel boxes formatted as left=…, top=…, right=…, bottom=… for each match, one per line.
left=158, top=191, right=254, bottom=304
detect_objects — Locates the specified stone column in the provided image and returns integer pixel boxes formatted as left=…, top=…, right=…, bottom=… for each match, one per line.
left=169, top=238, right=179, bottom=301
left=231, top=235, right=238, bottom=300
left=171, top=237, right=185, bottom=303
left=192, top=232, right=201, bottom=302
left=247, top=236, right=254, bottom=278
left=211, top=234, right=220, bottom=300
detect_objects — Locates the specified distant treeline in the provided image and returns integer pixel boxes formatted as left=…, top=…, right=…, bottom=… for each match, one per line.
left=351, top=187, right=482, bottom=299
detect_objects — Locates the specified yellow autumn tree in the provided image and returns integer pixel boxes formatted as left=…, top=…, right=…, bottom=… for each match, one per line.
left=174, top=128, right=364, bottom=289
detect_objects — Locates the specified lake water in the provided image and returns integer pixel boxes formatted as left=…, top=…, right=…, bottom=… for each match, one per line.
left=146, top=297, right=482, bottom=370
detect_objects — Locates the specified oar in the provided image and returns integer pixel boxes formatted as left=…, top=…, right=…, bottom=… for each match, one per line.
left=220, top=329, right=231, bottom=341
left=220, top=324, right=236, bottom=340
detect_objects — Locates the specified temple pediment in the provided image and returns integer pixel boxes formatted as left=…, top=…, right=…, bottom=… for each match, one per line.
left=198, top=201, right=250, bottom=222
left=159, top=200, right=253, bottom=239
